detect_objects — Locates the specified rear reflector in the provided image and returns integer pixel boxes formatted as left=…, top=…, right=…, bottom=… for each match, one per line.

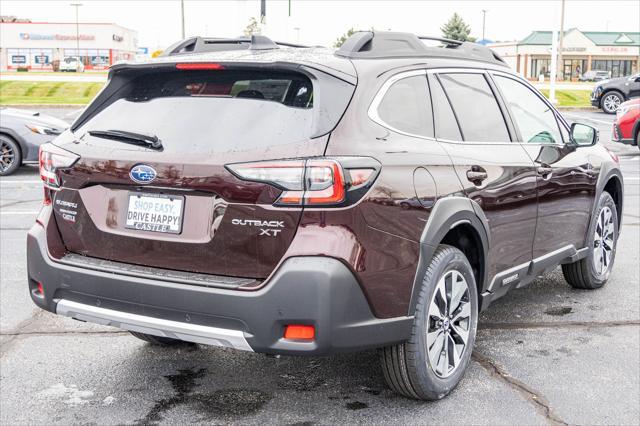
left=284, top=325, right=315, bottom=341
left=176, top=63, right=225, bottom=70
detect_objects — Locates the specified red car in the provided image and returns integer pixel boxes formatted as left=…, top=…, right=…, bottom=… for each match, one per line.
left=613, top=98, right=640, bottom=147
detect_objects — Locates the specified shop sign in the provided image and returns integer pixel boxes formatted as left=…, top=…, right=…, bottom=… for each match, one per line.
left=34, top=55, right=49, bottom=64
left=601, top=46, right=630, bottom=53
left=11, top=55, right=27, bottom=64
left=112, top=34, right=124, bottom=42
left=19, top=32, right=95, bottom=41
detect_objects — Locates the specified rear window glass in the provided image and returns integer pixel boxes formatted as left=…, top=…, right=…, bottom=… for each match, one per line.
left=75, top=69, right=316, bottom=153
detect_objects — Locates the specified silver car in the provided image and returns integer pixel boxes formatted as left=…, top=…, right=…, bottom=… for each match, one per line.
left=0, top=108, right=69, bottom=175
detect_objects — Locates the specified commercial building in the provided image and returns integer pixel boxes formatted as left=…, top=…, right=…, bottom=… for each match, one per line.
left=489, top=29, right=640, bottom=80
left=0, top=17, right=137, bottom=71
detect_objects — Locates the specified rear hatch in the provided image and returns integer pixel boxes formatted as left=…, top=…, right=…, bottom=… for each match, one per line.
left=48, top=60, right=355, bottom=281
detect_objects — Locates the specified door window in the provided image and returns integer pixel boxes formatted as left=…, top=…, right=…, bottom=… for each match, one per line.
left=493, top=75, right=563, bottom=144
left=376, top=75, right=434, bottom=137
left=437, top=73, right=511, bottom=142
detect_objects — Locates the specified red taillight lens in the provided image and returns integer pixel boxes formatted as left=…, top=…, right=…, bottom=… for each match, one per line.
left=284, top=324, right=315, bottom=341
left=39, top=143, right=79, bottom=190
left=227, top=158, right=378, bottom=208
left=176, top=63, right=225, bottom=70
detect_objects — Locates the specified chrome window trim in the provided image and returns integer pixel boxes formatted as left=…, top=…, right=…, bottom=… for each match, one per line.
left=367, top=69, right=437, bottom=141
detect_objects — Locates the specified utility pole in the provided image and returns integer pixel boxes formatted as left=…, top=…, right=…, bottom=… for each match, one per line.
left=260, top=0, right=266, bottom=24
left=70, top=3, right=82, bottom=70
left=482, top=9, right=488, bottom=41
left=557, top=0, right=566, bottom=81
left=180, top=0, right=185, bottom=38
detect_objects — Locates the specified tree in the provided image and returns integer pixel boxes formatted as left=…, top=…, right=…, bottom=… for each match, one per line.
left=441, top=13, right=475, bottom=42
left=333, top=28, right=356, bottom=48
left=243, top=17, right=261, bottom=37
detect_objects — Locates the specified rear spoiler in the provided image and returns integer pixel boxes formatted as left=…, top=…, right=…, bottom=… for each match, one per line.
left=161, top=35, right=309, bottom=56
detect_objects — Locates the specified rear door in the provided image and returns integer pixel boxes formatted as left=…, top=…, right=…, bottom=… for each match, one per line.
left=50, top=65, right=354, bottom=280
left=429, top=70, right=538, bottom=289
left=490, top=72, right=597, bottom=257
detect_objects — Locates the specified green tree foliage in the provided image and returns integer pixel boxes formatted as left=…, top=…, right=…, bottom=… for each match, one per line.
left=333, top=28, right=356, bottom=48
left=441, top=13, right=475, bottom=42
left=243, top=17, right=261, bottom=37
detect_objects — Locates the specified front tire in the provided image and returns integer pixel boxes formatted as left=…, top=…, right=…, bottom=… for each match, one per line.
left=380, top=245, right=478, bottom=400
left=601, top=91, right=624, bottom=114
left=562, top=192, right=618, bottom=289
left=0, top=135, right=21, bottom=176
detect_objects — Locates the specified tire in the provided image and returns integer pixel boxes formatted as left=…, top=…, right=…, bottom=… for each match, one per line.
left=600, top=91, right=624, bottom=114
left=635, top=129, right=639, bottom=148
left=129, top=331, right=193, bottom=346
left=0, top=135, right=21, bottom=176
left=380, top=245, right=478, bottom=400
left=562, top=191, right=618, bottom=289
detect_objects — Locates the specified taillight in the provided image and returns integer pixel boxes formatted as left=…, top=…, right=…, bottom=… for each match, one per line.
left=39, top=143, right=79, bottom=190
left=226, top=157, right=380, bottom=208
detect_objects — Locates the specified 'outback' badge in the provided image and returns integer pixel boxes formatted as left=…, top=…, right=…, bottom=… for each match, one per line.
left=130, top=164, right=157, bottom=184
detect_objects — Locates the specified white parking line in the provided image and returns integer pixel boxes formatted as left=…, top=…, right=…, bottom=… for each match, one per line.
left=0, top=211, right=40, bottom=215
left=562, top=114, right=612, bottom=126
left=0, top=180, right=42, bottom=184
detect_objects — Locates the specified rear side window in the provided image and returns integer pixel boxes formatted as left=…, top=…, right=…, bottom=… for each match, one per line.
left=428, top=74, right=462, bottom=141
left=438, top=73, right=510, bottom=142
left=376, top=75, right=434, bottom=138
left=493, top=75, right=563, bottom=144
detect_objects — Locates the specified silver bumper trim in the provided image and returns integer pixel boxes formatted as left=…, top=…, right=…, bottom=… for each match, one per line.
left=56, top=299, right=253, bottom=351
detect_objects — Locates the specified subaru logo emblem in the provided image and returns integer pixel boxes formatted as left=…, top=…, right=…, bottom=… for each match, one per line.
left=130, top=164, right=157, bottom=184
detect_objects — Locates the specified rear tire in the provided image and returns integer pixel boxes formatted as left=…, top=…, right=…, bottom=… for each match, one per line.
left=562, top=192, right=618, bottom=289
left=0, top=135, right=21, bottom=176
left=129, top=331, right=193, bottom=346
left=380, top=245, right=478, bottom=400
left=600, top=91, right=624, bottom=114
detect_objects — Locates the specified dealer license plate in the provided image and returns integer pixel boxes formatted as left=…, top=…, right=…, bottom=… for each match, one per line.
left=125, top=193, right=184, bottom=234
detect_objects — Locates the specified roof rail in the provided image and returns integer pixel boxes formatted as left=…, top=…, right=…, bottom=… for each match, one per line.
left=161, top=35, right=308, bottom=56
left=335, top=31, right=506, bottom=66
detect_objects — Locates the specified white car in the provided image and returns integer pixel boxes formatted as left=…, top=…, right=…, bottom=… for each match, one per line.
left=59, top=56, right=85, bottom=72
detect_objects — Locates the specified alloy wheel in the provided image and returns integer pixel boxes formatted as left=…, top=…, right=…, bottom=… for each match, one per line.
left=0, top=140, right=16, bottom=173
left=426, top=270, right=471, bottom=378
left=593, top=206, right=615, bottom=276
left=603, top=94, right=621, bottom=113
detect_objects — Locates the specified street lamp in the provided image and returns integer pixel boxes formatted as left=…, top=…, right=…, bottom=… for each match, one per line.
left=481, top=9, right=488, bottom=41
left=70, top=3, right=82, bottom=71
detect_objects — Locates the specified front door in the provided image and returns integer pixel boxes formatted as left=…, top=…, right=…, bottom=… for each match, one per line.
left=428, top=71, right=538, bottom=288
left=490, top=72, right=598, bottom=259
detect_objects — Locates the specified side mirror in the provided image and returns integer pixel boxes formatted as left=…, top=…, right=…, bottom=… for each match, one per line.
left=571, top=123, right=598, bottom=147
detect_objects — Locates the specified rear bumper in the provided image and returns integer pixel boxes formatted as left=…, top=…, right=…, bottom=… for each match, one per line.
left=27, top=222, right=412, bottom=355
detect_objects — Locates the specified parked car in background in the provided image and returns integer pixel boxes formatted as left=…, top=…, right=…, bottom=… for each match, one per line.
left=0, top=108, right=69, bottom=175
left=591, top=73, right=640, bottom=113
left=59, top=56, right=85, bottom=72
left=579, top=70, right=610, bottom=82
left=27, top=32, right=623, bottom=401
left=613, top=98, right=640, bottom=147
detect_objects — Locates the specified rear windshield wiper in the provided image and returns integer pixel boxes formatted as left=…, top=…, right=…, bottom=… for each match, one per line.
left=86, top=129, right=163, bottom=151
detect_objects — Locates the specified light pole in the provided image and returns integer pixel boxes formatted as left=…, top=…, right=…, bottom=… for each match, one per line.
left=180, top=0, right=185, bottom=38
left=482, top=9, right=488, bottom=41
left=557, top=0, right=566, bottom=81
left=70, top=3, right=82, bottom=70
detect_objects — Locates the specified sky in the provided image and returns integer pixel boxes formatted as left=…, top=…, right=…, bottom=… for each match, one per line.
left=1, top=0, right=639, bottom=49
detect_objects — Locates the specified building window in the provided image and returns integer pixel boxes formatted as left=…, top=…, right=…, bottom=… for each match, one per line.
left=531, top=59, right=551, bottom=78
left=593, top=60, right=634, bottom=78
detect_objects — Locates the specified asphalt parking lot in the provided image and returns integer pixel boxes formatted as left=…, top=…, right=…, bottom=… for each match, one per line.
left=1, top=108, right=638, bottom=425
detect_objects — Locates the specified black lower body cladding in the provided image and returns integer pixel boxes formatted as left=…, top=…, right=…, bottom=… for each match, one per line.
left=27, top=222, right=412, bottom=355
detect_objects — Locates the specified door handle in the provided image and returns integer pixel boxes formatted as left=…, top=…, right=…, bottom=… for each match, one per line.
left=537, top=166, right=553, bottom=176
left=466, top=169, right=488, bottom=184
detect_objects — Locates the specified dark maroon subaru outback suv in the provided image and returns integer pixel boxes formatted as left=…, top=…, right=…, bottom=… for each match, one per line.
left=28, top=32, right=623, bottom=400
